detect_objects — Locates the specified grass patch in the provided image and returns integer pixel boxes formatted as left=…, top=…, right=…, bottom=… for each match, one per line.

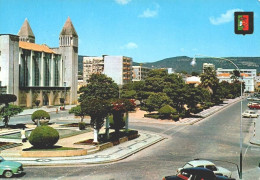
left=23, top=145, right=80, bottom=151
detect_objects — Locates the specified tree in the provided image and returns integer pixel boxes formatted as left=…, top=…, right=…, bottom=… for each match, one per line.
left=163, top=74, right=187, bottom=113
left=69, top=105, right=87, bottom=122
left=143, top=93, right=172, bottom=112
left=81, top=98, right=110, bottom=143
left=79, top=74, right=119, bottom=102
left=0, top=94, right=22, bottom=127
left=200, top=67, right=219, bottom=94
left=200, top=67, right=222, bottom=104
left=0, top=104, right=23, bottom=127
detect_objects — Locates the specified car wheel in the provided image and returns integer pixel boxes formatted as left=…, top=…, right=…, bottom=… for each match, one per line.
left=3, top=170, right=13, bottom=178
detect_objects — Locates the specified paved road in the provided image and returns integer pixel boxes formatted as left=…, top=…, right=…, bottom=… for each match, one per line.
left=9, top=100, right=260, bottom=179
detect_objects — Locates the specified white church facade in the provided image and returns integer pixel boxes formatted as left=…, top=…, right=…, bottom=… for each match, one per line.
left=0, top=18, right=78, bottom=107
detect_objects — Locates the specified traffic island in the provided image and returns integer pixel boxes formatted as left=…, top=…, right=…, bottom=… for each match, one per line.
left=21, top=146, right=87, bottom=157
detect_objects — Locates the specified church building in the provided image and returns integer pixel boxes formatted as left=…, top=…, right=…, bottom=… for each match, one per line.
left=0, top=17, right=78, bottom=107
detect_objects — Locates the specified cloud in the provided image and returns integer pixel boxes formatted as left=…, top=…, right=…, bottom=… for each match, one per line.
left=209, top=8, right=244, bottom=25
left=139, top=3, right=159, bottom=18
left=115, top=0, right=131, bottom=5
left=121, top=42, right=138, bottom=49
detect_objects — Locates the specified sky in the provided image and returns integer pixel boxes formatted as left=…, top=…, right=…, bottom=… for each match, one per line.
left=0, top=0, right=259, bottom=63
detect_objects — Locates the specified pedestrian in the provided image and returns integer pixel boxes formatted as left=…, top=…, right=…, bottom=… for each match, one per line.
left=21, top=127, right=26, bottom=143
left=56, top=107, right=58, bottom=114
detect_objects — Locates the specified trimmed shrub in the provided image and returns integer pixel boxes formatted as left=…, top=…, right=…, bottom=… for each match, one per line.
left=172, top=115, right=179, bottom=121
left=158, top=105, right=177, bottom=119
left=78, top=122, right=86, bottom=130
left=31, top=110, right=50, bottom=123
left=0, top=94, right=17, bottom=105
left=28, top=126, right=59, bottom=149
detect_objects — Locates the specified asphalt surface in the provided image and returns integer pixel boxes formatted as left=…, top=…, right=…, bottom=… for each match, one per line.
left=12, top=99, right=260, bottom=180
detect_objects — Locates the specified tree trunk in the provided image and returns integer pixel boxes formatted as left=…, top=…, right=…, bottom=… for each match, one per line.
left=105, top=116, right=109, bottom=140
left=125, top=112, right=129, bottom=132
left=93, top=129, right=99, bottom=143
left=3, top=116, right=9, bottom=128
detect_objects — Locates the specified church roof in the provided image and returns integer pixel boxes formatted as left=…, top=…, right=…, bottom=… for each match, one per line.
left=18, top=18, right=35, bottom=38
left=60, top=17, right=78, bottom=37
left=19, top=41, right=56, bottom=54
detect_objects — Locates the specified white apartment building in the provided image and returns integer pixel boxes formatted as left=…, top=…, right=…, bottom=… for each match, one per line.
left=103, top=56, right=132, bottom=86
left=216, top=68, right=257, bottom=92
left=132, top=65, right=150, bottom=81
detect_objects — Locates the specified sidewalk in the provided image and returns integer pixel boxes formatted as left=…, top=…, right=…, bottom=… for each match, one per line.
left=16, top=105, right=76, bottom=116
left=177, top=97, right=241, bottom=125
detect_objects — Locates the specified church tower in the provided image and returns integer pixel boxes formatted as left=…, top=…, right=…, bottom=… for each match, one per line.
left=59, top=17, right=78, bottom=104
left=18, top=18, right=35, bottom=43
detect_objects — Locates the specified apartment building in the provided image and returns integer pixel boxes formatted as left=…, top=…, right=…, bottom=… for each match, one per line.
left=104, top=56, right=132, bottom=86
left=132, top=65, right=150, bottom=81
left=216, top=68, right=257, bottom=92
left=82, top=56, right=104, bottom=84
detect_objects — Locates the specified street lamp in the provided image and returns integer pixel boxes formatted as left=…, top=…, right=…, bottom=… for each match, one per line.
left=191, top=55, right=243, bottom=179
left=64, top=81, right=66, bottom=109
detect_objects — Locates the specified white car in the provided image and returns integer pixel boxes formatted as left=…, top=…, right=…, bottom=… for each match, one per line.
left=242, top=110, right=259, bottom=118
left=178, top=160, right=232, bottom=178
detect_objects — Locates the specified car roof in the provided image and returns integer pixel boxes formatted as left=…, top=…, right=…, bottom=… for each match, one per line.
left=187, top=160, right=215, bottom=166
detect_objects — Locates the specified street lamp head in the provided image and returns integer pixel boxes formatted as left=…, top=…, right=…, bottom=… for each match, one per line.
left=191, top=57, right=197, bottom=67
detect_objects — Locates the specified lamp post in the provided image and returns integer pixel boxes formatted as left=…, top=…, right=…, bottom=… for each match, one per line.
left=64, top=81, right=66, bottom=109
left=191, top=55, right=243, bottom=179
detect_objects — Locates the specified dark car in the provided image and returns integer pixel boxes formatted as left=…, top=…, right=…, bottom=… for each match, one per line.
left=162, top=167, right=236, bottom=180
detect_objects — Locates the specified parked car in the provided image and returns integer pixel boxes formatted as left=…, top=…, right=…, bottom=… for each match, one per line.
left=247, top=102, right=260, bottom=107
left=242, top=110, right=259, bottom=118
left=163, top=167, right=235, bottom=180
left=178, top=160, right=232, bottom=178
left=248, top=104, right=260, bottom=109
left=247, top=97, right=260, bottom=101
left=0, top=156, right=23, bottom=178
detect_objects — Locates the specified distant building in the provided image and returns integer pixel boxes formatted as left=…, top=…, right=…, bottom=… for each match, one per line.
left=132, top=65, right=150, bottom=81
left=203, top=63, right=215, bottom=72
left=216, top=68, right=257, bottom=92
left=186, top=76, right=201, bottom=86
left=254, top=76, right=260, bottom=91
left=167, top=68, right=174, bottom=74
left=104, top=56, right=132, bottom=86
left=0, top=17, right=78, bottom=107
left=82, top=56, right=104, bottom=84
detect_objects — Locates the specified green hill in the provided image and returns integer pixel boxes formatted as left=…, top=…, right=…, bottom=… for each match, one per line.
left=139, top=56, right=260, bottom=74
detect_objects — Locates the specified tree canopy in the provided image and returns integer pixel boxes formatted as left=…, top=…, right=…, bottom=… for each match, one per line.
left=79, top=74, right=119, bottom=102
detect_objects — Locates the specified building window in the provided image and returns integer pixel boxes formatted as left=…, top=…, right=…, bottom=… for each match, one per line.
left=34, top=54, right=40, bottom=86
left=44, top=56, right=50, bottom=86
left=54, top=59, right=59, bottom=86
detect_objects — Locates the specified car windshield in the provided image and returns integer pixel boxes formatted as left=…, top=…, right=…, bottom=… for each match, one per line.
left=183, top=163, right=193, bottom=168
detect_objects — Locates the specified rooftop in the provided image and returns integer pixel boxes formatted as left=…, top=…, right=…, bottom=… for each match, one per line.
left=19, top=41, right=57, bottom=54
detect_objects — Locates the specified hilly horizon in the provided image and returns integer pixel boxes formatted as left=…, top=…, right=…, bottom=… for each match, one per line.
left=79, top=55, right=260, bottom=74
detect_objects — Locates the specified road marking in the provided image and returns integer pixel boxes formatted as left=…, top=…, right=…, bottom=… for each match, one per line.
left=161, top=125, right=188, bottom=135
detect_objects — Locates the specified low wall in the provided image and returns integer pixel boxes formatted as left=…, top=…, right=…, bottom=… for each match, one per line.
left=21, top=149, right=87, bottom=157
